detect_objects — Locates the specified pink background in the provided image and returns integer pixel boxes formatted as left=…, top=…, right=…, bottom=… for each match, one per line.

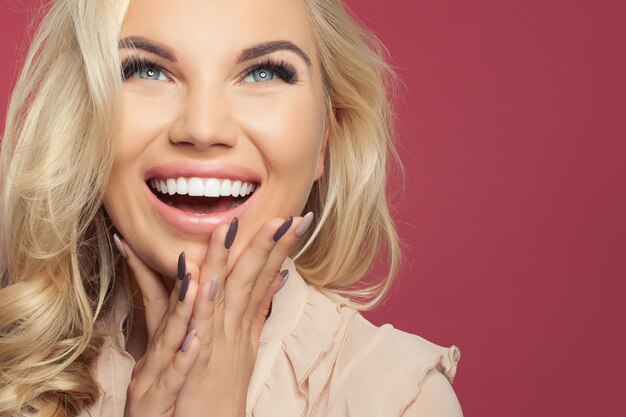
left=2, top=1, right=625, bottom=415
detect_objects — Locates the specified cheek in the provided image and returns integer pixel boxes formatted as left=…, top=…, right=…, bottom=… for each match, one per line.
left=103, top=93, right=176, bottom=228
left=115, top=92, right=178, bottom=163
left=233, top=90, right=325, bottom=178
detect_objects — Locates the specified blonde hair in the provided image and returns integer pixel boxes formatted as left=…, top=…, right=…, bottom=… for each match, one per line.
left=295, top=0, right=403, bottom=309
left=0, top=0, right=130, bottom=415
left=0, top=0, right=402, bottom=415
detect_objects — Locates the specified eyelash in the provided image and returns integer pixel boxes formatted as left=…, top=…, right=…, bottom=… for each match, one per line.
left=120, top=57, right=162, bottom=81
left=120, top=56, right=299, bottom=84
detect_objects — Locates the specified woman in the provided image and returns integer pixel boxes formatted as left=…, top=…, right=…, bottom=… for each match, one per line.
left=0, top=0, right=462, bottom=416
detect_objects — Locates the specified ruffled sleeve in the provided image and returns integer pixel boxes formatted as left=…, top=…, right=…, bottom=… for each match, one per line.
left=323, top=313, right=461, bottom=417
left=247, top=261, right=461, bottom=417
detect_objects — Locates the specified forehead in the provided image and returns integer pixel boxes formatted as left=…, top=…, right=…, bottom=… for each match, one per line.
left=120, top=0, right=316, bottom=61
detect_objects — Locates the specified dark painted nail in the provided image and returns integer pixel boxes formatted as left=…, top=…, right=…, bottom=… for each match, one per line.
left=225, top=217, right=238, bottom=249
left=180, top=328, right=196, bottom=352
left=179, top=273, right=191, bottom=302
left=295, top=212, right=314, bottom=238
left=272, top=216, right=293, bottom=242
left=276, top=270, right=289, bottom=293
left=113, top=234, right=127, bottom=259
left=177, top=252, right=186, bottom=280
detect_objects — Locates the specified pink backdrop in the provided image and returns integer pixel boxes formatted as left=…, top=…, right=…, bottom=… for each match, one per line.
left=2, top=1, right=625, bottom=416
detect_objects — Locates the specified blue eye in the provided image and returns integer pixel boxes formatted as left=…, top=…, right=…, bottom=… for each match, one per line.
left=134, top=66, right=168, bottom=81
left=243, top=67, right=278, bottom=83
left=241, top=59, right=299, bottom=85
left=121, top=57, right=169, bottom=81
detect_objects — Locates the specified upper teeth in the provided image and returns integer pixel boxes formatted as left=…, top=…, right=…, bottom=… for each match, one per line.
left=150, top=178, right=257, bottom=198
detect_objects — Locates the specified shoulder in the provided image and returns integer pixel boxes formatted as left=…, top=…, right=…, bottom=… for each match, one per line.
left=400, top=370, right=463, bottom=417
left=326, top=306, right=462, bottom=417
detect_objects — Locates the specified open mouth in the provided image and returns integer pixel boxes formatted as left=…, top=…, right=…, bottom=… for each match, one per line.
left=148, top=177, right=258, bottom=216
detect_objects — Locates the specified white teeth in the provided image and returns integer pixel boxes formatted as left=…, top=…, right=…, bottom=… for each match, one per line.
left=166, top=179, right=176, bottom=195
left=188, top=177, right=204, bottom=196
left=231, top=180, right=241, bottom=197
left=220, top=179, right=231, bottom=196
left=204, top=178, right=220, bottom=197
left=151, top=177, right=257, bottom=199
left=176, top=178, right=188, bottom=195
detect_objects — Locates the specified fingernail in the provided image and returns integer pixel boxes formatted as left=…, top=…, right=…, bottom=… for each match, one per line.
left=113, top=234, right=127, bottom=259
left=180, top=328, right=196, bottom=352
left=179, top=273, right=191, bottom=302
left=225, top=217, right=238, bottom=249
left=208, top=276, right=219, bottom=301
left=272, top=216, right=293, bottom=242
left=276, top=270, right=289, bottom=293
left=177, top=251, right=186, bottom=280
left=295, top=211, right=314, bottom=238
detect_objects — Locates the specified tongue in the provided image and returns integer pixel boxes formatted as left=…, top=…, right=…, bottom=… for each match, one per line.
left=169, top=194, right=233, bottom=214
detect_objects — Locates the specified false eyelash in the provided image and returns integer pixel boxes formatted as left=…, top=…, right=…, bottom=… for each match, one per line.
left=120, top=56, right=300, bottom=84
left=243, top=58, right=299, bottom=85
left=120, top=56, right=164, bottom=81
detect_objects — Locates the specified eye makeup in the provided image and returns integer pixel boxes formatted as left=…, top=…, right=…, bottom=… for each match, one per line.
left=242, top=57, right=299, bottom=84
left=120, top=55, right=300, bottom=84
left=120, top=56, right=164, bottom=81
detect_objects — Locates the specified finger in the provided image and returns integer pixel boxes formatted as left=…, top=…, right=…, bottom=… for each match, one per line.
left=250, top=270, right=288, bottom=349
left=191, top=276, right=218, bottom=351
left=142, top=333, right=200, bottom=415
left=166, top=253, right=200, bottom=316
left=222, top=217, right=290, bottom=333
left=138, top=275, right=198, bottom=387
left=189, top=220, right=231, bottom=346
left=244, top=215, right=305, bottom=325
left=184, top=276, right=218, bottom=379
left=117, top=234, right=170, bottom=340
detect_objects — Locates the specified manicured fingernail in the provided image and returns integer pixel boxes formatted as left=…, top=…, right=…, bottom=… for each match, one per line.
left=180, top=328, right=196, bottom=352
left=225, top=217, right=238, bottom=249
left=295, top=211, right=314, bottom=238
left=113, top=234, right=127, bottom=259
left=272, top=216, right=293, bottom=242
left=179, top=273, right=191, bottom=302
left=208, top=276, right=219, bottom=301
left=177, top=251, right=186, bottom=280
left=276, top=270, right=289, bottom=293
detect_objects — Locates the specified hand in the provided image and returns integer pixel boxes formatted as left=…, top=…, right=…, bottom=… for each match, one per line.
left=175, top=215, right=308, bottom=417
left=116, top=212, right=314, bottom=417
left=116, top=239, right=201, bottom=417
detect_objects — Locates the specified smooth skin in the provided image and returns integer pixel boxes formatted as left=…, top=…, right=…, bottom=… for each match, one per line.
left=104, top=0, right=328, bottom=279
left=102, top=0, right=329, bottom=415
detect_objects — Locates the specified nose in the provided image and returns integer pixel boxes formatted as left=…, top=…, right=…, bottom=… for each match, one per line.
left=168, top=84, right=237, bottom=151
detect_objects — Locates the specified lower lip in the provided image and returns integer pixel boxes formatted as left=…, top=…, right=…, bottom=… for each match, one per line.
left=145, top=184, right=257, bottom=235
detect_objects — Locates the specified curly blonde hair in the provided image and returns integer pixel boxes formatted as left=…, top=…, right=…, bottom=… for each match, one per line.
left=0, top=0, right=402, bottom=415
left=296, top=0, right=403, bottom=309
left=1, top=0, right=130, bottom=415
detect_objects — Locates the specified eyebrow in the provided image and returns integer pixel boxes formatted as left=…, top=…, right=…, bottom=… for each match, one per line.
left=119, top=36, right=177, bottom=62
left=118, top=36, right=312, bottom=67
left=237, top=40, right=312, bottom=67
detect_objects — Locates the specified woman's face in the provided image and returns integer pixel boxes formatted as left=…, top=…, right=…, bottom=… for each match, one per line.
left=103, top=0, right=328, bottom=278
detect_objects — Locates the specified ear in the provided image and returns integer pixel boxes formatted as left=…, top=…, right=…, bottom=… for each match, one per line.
left=314, top=124, right=330, bottom=180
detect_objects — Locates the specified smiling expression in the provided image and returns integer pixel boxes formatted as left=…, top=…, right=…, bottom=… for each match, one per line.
left=103, top=0, right=328, bottom=278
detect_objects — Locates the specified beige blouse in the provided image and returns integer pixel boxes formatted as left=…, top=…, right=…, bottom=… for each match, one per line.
left=80, top=258, right=462, bottom=417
